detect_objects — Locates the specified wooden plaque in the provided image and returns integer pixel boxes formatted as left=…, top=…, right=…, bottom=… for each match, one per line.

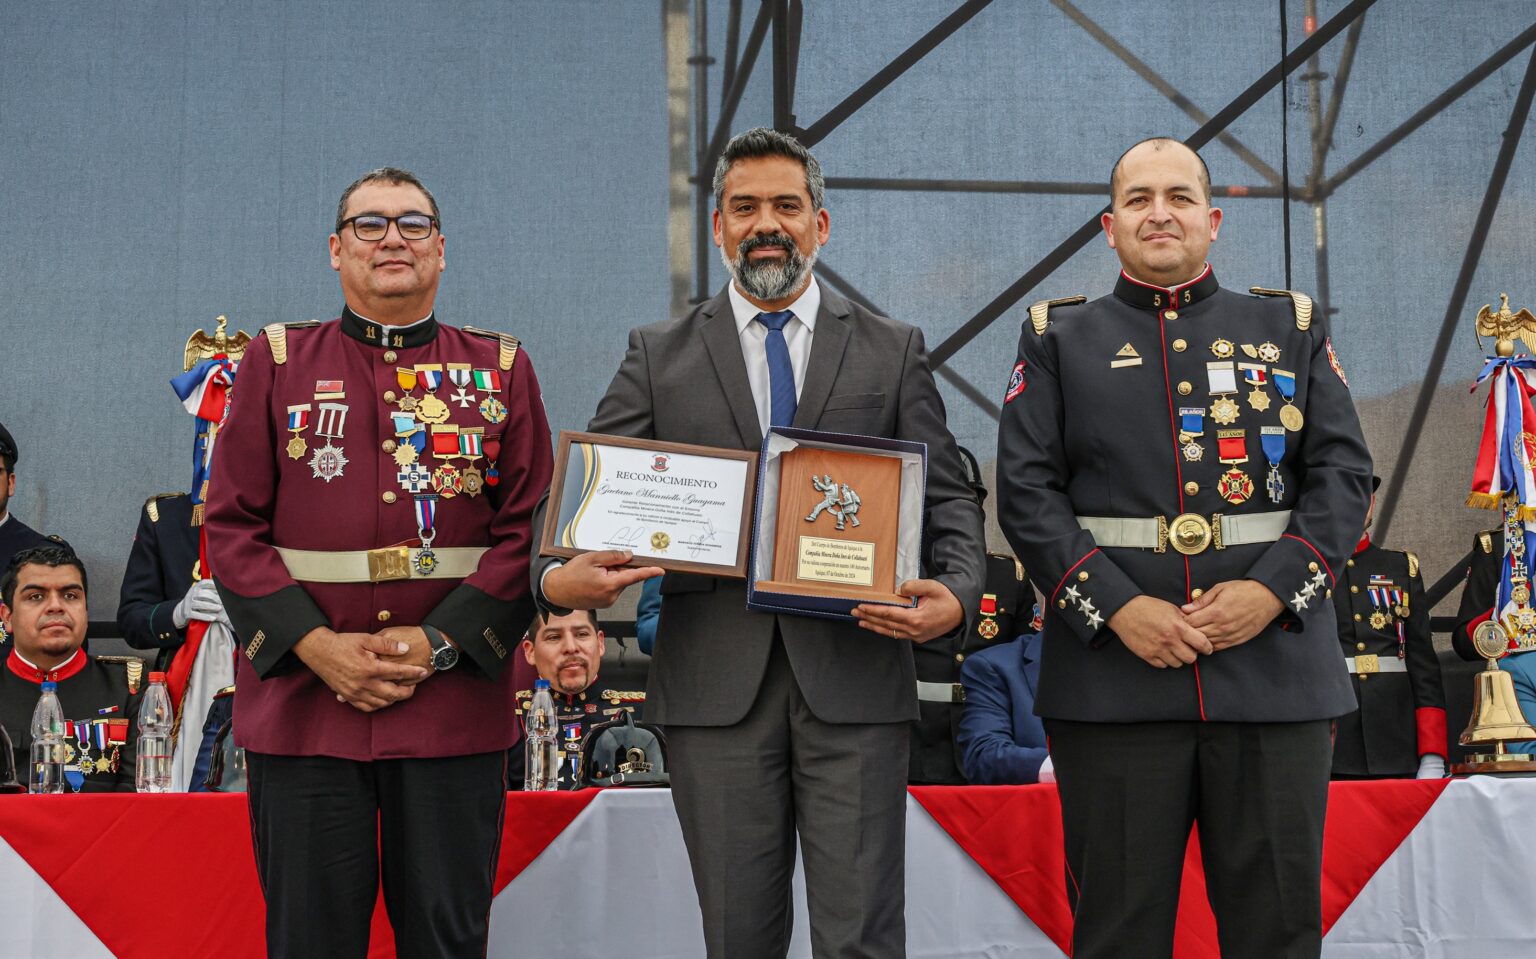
left=757, top=446, right=906, bottom=603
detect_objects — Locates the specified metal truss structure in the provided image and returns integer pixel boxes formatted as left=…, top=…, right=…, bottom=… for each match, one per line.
left=681, top=0, right=1536, bottom=626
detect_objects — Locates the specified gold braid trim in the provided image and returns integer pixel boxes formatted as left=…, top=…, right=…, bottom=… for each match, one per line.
left=1249, top=288, right=1314, bottom=331
left=464, top=327, right=522, bottom=371
left=1027, top=295, right=1087, bottom=335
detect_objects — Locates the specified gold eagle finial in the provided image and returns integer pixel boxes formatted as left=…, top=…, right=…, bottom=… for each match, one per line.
left=1475, top=293, right=1536, bottom=358
left=183, top=315, right=253, bottom=371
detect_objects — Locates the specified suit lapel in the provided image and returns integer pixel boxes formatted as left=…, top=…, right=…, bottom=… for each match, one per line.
left=699, top=289, right=763, bottom=449
left=793, top=284, right=852, bottom=430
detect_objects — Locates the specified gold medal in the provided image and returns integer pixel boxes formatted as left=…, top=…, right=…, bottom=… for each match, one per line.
left=1279, top=404, right=1305, bottom=431
left=1514, top=584, right=1530, bottom=606
left=286, top=435, right=308, bottom=460
left=1257, top=342, right=1281, bottom=363
left=1369, top=610, right=1390, bottom=630
left=416, top=394, right=451, bottom=424
left=1210, top=396, right=1240, bottom=425
left=479, top=396, right=508, bottom=425
left=1247, top=387, right=1272, bottom=412
left=396, top=395, right=421, bottom=413
left=461, top=465, right=484, bottom=497
left=1182, top=440, right=1204, bottom=462
left=1210, top=338, right=1235, bottom=359
left=392, top=445, right=419, bottom=467
left=1217, top=467, right=1253, bottom=504
left=978, top=618, right=999, bottom=640
left=651, top=531, right=670, bottom=551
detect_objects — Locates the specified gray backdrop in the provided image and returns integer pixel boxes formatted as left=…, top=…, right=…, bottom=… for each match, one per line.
left=3, top=1, right=1535, bottom=640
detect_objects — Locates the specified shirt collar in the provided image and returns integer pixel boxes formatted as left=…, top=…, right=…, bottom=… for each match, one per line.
left=340, top=305, right=439, bottom=349
left=0, top=512, right=9, bottom=530
left=728, top=276, right=821, bottom=336
left=1113, top=263, right=1219, bottom=311
left=8, top=647, right=84, bottom=685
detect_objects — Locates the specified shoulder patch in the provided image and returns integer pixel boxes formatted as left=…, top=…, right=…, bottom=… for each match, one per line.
left=260, top=320, right=322, bottom=366
left=143, top=492, right=186, bottom=523
left=463, top=327, right=521, bottom=372
left=1027, top=295, right=1087, bottom=336
left=95, top=656, right=147, bottom=694
left=1249, top=287, right=1314, bottom=331
left=1004, top=361, right=1027, bottom=404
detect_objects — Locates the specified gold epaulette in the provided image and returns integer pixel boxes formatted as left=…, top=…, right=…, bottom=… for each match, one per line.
left=986, top=551, right=1024, bottom=581
left=143, top=492, right=186, bottom=524
left=463, top=327, right=521, bottom=371
left=1406, top=550, right=1420, bottom=578
left=95, top=656, right=146, bottom=695
left=1249, top=288, right=1314, bottom=331
left=1479, top=530, right=1496, bottom=554
left=260, top=320, right=322, bottom=366
left=600, top=689, right=645, bottom=704
left=1028, top=295, right=1088, bottom=336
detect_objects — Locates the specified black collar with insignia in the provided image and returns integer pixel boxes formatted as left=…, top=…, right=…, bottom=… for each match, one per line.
left=1113, top=265, right=1220, bottom=311
left=340, top=306, right=439, bottom=349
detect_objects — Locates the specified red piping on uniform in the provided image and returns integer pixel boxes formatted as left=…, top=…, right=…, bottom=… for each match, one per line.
left=7, top=648, right=85, bottom=685
left=1283, top=533, right=1335, bottom=586
left=1051, top=549, right=1102, bottom=604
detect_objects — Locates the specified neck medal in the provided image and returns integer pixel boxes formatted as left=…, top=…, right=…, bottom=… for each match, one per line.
left=1260, top=426, right=1286, bottom=503
left=285, top=405, right=311, bottom=460
left=1179, top=408, right=1205, bottom=462
left=1207, top=361, right=1240, bottom=425
left=1272, top=369, right=1303, bottom=431
left=1240, top=363, right=1271, bottom=411
left=1216, top=429, right=1253, bottom=504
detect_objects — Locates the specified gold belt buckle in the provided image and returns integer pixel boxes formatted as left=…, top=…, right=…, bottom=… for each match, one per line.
left=367, top=547, right=412, bottom=583
left=1355, top=654, right=1380, bottom=674
left=1167, top=513, right=1213, bottom=555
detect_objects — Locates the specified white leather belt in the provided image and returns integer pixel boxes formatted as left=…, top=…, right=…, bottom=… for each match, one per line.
left=1075, top=510, right=1291, bottom=556
left=276, top=546, right=487, bottom=583
left=916, top=680, right=966, bottom=704
left=1346, top=654, right=1406, bottom=675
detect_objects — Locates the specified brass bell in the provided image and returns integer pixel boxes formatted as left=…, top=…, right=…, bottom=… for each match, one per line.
left=1456, top=620, right=1536, bottom=771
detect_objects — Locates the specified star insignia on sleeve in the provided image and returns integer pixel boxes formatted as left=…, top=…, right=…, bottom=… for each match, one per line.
left=1310, top=569, right=1328, bottom=590
left=1291, top=590, right=1312, bottom=612
left=1064, top=585, right=1082, bottom=603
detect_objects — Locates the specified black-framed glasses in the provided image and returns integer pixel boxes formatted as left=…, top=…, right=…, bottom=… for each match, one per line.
left=337, top=213, right=438, bottom=242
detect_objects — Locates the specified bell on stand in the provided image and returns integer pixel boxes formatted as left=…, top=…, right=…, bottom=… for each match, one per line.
left=1453, top=619, right=1536, bottom=774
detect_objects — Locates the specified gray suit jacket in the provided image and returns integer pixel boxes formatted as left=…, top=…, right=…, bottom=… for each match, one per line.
left=536, top=283, right=985, bottom=727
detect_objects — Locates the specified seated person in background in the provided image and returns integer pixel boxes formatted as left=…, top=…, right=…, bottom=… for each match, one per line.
left=1330, top=478, right=1446, bottom=779
left=0, top=423, right=70, bottom=651
left=116, top=491, right=225, bottom=671
left=635, top=577, right=661, bottom=656
left=1451, top=523, right=1536, bottom=755
left=511, top=608, right=643, bottom=788
left=0, top=546, right=145, bottom=791
left=956, top=629, right=1051, bottom=784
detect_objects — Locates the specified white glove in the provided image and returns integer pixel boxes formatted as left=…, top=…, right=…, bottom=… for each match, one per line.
left=1416, top=754, right=1447, bottom=780
left=172, top=579, right=225, bottom=629
left=1037, top=755, right=1056, bottom=785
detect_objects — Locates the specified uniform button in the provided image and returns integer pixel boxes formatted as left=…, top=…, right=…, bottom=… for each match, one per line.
left=1326, top=590, right=1333, bottom=599
left=1164, top=310, right=1179, bottom=321
left=1190, top=588, right=1204, bottom=599
left=1354, top=613, right=1362, bottom=621
left=1184, top=481, right=1199, bottom=495
left=954, top=653, right=965, bottom=664
left=1308, top=562, right=1319, bottom=572
left=384, top=350, right=398, bottom=363
left=1172, top=338, right=1187, bottom=352
left=384, top=390, right=397, bottom=403
left=1346, top=559, right=1355, bottom=568
left=1359, top=674, right=1369, bottom=682
left=383, top=440, right=398, bottom=453
left=382, top=491, right=397, bottom=504
left=1078, top=571, right=1090, bottom=582
left=1357, top=642, right=1367, bottom=651
left=1178, top=381, right=1193, bottom=395
left=1351, top=585, right=1359, bottom=593
left=377, top=610, right=392, bottom=623
left=1058, top=599, right=1067, bottom=609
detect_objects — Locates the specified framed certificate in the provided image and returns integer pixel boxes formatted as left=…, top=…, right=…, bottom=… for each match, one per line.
left=541, top=431, right=758, bottom=577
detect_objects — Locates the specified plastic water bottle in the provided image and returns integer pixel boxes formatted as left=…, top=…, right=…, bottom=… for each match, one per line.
left=523, top=680, right=559, bottom=791
left=28, top=682, right=66, bottom=794
left=135, top=672, right=173, bottom=793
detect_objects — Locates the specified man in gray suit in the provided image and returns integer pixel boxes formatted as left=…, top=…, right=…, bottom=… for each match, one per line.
left=537, top=128, right=984, bottom=958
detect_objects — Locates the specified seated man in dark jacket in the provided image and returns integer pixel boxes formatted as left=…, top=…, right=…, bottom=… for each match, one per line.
left=956, top=631, right=1051, bottom=784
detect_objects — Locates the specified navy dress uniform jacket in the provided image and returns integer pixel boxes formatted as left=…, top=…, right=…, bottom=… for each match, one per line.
left=996, top=269, right=1371, bottom=723
left=116, top=492, right=200, bottom=669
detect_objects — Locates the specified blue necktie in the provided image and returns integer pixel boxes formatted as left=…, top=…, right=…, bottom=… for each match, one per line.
left=756, top=310, right=798, bottom=428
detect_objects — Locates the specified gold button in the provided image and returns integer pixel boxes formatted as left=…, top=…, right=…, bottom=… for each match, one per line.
left=377, top=610, right=392, bottom=622
left=1190, top=588, right=1204, bottom=599
left=384, top=350, right=398, bottom=363
left=1178, top=381, right=1192, bottom=395
left=383, top=440, right=398, bottom=453
left=1354, top=613, right=1362, bottom=621
left=1308, top=562, right=1319, bottom=572
left=954, top=653, right=965, bottom=664
left=384, top=390, right=397, bottom=402
left=1359, top=674, right=1369, bottom=682
left=1184, top=481, right=1199, bottom=495
left=1078, top=571, right=1089, bottom=582
left=1351, top=585, right=1359, bottom=593
left=1357, top=642, right=1367, bottom=651
left=1326, top=590, right=1333, bottom=598
left=382, top=491, right=397, bottom=504
left=1164, top=310, right=1179, bottom=321
left=1058, top=599, right=1067, bottom=609
left=1346, top=559, right=1355, bottom=567
left=1172, top=338, right=1187, bottom=352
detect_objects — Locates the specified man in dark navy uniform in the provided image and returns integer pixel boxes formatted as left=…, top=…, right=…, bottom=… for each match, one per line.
left=996, top=137, right=1371, bottom=958
left=0, top=546, right=144, bottom=792
left=1330, top=479, right=1447, bottom=779
left=117, top=492, right=217, bottom=672
left=0, top=425, right=54, bottom=580
left=205, top=168, right=553, bottom=958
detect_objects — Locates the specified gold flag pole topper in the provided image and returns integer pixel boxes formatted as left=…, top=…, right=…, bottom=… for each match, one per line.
left=184, top=315, right=252, bottom=372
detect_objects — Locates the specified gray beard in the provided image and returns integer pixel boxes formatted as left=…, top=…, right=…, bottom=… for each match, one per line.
left=722, top=240, right=820, bottom=302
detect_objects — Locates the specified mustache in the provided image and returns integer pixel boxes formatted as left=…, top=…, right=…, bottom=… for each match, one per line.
left=738, top=233, right=796, bottom=256
left=558, top=657, right=588, bottom=670
left=37, top=617, right=73, bottom=630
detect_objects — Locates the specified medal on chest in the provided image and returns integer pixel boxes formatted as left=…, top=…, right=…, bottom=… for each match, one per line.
left=1216, top=430, right=1253, bottom=504
left=1207, top=361, right=1240, bottom=425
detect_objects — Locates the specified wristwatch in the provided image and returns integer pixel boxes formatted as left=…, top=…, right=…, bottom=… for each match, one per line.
left=423, top=625, right=459, bottom=672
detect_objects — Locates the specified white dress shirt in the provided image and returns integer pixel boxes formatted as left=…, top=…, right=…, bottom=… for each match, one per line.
left=727, top=277, right=820, bottom=435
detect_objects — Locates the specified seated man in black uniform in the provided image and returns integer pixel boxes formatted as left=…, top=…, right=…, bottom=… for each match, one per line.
left=116, top=491, right=227, bottom=671
left=511, top=608, right=643, bottom=789
left=0, top=546, right=145, bottom=792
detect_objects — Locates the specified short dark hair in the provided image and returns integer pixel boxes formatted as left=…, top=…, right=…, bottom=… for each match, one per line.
left=528, top=608, right=600, bottom=636
left=713, top=127, right=825, bottom=212
left=1, top=545, right=87, bottom=608
left=334, top=167, right=441, bottom=233
left=1109, top=137, right=1212, bottom=204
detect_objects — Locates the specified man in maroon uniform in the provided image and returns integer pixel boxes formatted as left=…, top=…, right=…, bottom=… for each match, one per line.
left=206, top=167, right=552, bottom=958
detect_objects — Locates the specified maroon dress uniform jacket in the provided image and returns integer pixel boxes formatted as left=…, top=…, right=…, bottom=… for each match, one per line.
left=205, top=309, right=552, bottom=760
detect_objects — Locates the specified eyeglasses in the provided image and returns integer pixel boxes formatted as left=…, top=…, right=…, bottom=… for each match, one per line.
left=337, top=214, right=438, bottom=242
